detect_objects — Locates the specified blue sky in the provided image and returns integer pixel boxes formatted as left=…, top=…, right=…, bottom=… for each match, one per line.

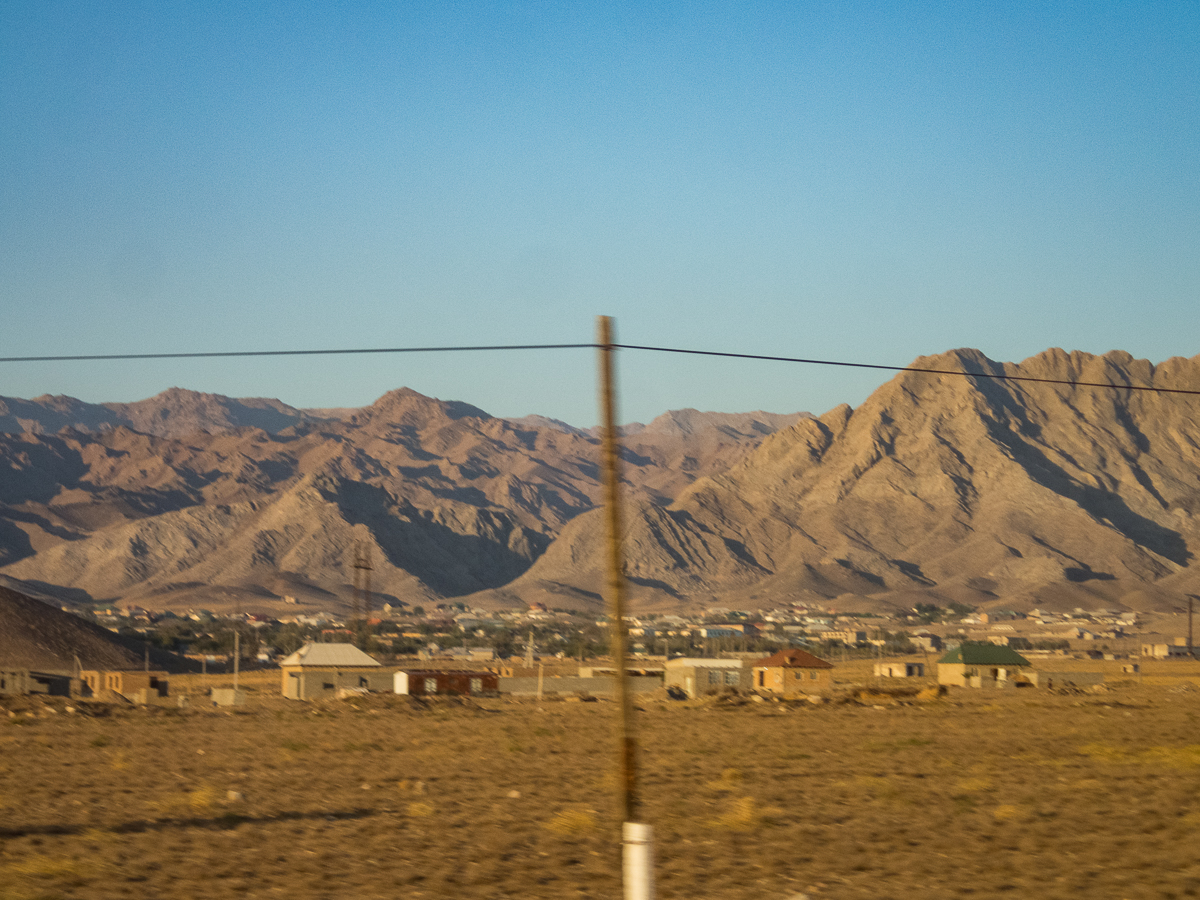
left=2, top=1, right=1196, bottom=426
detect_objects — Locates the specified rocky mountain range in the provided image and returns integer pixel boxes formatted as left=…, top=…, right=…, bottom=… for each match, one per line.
left=487, top=348, right=1200, bottom=616
left=0, top=385, right=803, bottom=614
left=3, top=347, right=1200, bottom=617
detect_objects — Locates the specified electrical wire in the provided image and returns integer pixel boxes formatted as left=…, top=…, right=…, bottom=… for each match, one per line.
left=1, top=341, right=1196, bottom=397
left=0, top=344, right=593, bottom=363
left=612, top=343, right=1200, bottom=397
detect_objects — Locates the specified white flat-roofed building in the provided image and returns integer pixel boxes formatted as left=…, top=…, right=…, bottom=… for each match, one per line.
left=664, top=657, right=754, bottom=698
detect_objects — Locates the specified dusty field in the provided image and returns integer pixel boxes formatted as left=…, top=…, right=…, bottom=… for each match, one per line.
left=4, top=669, right=1200, bottom=899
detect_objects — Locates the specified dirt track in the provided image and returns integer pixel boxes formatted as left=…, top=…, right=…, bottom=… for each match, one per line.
left=3, top=678, right=1200, bottom=899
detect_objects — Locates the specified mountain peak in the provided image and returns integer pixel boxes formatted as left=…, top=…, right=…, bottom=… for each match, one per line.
left=364, top=388, right=492, bottom=424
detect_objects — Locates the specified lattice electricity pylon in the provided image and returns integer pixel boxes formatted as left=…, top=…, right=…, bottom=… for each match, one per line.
left=524, top=630, right=536, bottom=668
left=352, top=541, right=373, bottom=649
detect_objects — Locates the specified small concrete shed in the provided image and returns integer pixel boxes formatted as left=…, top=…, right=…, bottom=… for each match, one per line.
left=664, top=658, right=754, bottom=698
left=875, top=662, right=925, bottom=679
left=280, top=643, right=391, bottom=700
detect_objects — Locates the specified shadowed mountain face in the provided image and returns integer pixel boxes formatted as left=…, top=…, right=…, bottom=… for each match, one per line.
left=0, top=387, right=801, bottom=613
left=483, top=348, right=1200, bottom=615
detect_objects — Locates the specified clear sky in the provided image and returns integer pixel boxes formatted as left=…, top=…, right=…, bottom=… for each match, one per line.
left=2, top=1, right=1197, bottom=426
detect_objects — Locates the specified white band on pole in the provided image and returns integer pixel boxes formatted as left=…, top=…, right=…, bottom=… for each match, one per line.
left=623, top=821, right=655, bottom=900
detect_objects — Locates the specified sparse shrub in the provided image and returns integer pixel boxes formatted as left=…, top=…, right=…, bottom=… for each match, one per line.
left=544, top=806, right=597, bottom=835
left=709, top=796, right=782, bottom=831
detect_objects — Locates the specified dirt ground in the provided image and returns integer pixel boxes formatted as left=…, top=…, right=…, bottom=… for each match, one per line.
left=4, top=664, right=1200, bottom=900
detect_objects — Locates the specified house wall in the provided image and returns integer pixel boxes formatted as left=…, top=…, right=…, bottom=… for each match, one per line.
left=79, top=671, right=167, bottom=699
left=664, top=662, right=753, bottom=698
left=281, top=667, right=393, bottom=700
left=29, top=672, right=77, bottom=697
left=875, top=663, right=925, bottom=678
left=1142, top=643, right=1193, bottom=659
left=497, top=675, right=662, bottom=697
left=937, top=663, right=1033, bottom=688
left=396, top=671, right=499, bottom=696
left=1028, top=671, right=1105, bottom=689
left=0, top=670, right=31, bottom=696
left=752, top=666, right=832, bottom=695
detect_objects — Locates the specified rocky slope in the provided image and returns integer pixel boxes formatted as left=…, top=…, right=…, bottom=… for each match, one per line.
left=486, top=348, right=1200, bottom=615
left=0, top=584, right=183, bottom=672
left=0, top=388, right=801, bottom=612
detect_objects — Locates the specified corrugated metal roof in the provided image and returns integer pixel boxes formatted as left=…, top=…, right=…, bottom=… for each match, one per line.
left=278, top=643, right=381, bottom=668
left=938, top=644, right=1031, bottom=666
left=752, top=649, right=834, bottom=669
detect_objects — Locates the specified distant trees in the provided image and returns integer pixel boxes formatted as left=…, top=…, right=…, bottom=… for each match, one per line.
left=911, top=602, right=976, bottom=624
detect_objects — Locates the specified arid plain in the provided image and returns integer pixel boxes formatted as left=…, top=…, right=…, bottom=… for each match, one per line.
left=5, top=660, right=1200, bottom=900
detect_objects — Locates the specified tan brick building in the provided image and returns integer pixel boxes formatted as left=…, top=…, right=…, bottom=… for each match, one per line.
left=752, top=649, right=833, bottom=695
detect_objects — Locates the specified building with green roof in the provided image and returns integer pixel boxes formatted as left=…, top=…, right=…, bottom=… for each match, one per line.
left=937, top=643, right=1033, bottom=688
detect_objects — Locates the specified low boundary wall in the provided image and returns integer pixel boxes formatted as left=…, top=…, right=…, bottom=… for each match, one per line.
left=499, top=675, right=662, bottom=696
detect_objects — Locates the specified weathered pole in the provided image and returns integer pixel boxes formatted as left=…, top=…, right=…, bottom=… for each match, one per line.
left=598, top=315, right=635, bottom=821
left=597, top=315, right=654, bottom=900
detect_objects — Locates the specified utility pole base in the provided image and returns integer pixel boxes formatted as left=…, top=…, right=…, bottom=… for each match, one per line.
left=623, top=821, right=655, bottom=900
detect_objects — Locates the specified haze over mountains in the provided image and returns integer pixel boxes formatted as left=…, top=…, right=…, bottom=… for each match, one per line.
left=4, top=347, right=1200, bottom=617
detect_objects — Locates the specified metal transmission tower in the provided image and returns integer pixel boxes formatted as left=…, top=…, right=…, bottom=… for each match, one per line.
left=524, top=630, right=536, bottom=669
left=352, top=542, right=373, bottom=651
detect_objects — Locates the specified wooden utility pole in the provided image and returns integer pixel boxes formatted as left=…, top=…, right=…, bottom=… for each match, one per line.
left=597, top=315, right=654, bottom=900
left=598, top=315, right=636, bottom=823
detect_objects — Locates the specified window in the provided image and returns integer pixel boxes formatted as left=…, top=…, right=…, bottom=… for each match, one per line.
left=724, top=670, right=739, bottom=686
left=424, top=678, right=438, bottom=694
left=470, top=678, right=482, bottom=694
left=810, top=672, right=818, bottom=680
left=707, top=670, right=721, bottom=685
left=757, top=671, right=765, bottom=687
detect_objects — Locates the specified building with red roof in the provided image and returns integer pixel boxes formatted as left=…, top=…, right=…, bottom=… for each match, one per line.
left=752, top=648, right=834, bottom=696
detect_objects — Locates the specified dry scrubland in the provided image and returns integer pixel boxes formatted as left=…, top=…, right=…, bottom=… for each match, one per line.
left=5, top=664, right=1200, bottom=899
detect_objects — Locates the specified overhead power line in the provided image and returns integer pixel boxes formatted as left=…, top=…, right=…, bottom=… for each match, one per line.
left=1, top=341, right=1197, bottom=397
left=0, top=343, right=593, bottom=363
left=612, top=343, right=1200, bottom=397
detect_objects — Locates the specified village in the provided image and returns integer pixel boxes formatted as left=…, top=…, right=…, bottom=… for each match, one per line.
left=9, top=587, right=1200, bottom=900
left=6, top=630, right=1200, bottom=900
left=6, top=593, right=1200, bottom=706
